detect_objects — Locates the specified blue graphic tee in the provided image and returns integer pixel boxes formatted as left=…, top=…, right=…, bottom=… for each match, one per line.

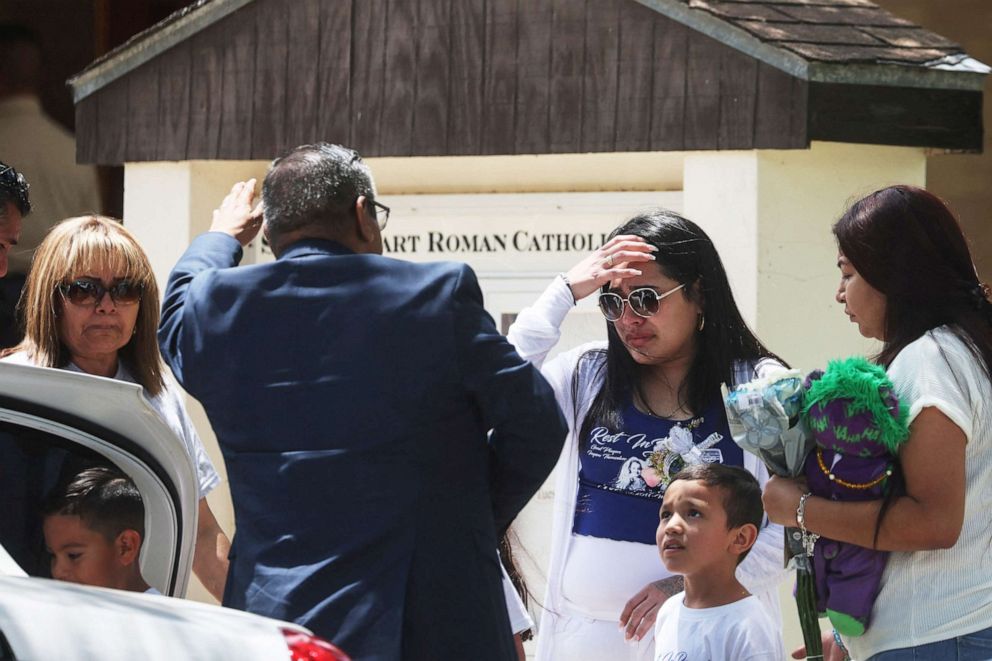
left=572, top=397, right=741, bottom=544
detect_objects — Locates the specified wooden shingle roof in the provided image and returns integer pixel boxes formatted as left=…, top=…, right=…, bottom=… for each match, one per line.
left=633, top=0, right=987, bottom=87
left=684, top=0, right=972, bottom=66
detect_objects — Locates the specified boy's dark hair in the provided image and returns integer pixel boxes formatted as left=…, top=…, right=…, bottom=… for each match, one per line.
left=670, top=463, right=763, bottom=563
left=42, top=466, right=144, bottom=542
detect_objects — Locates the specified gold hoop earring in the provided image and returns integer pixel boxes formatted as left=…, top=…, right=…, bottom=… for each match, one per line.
left=697, top=314, right=705, bottom=332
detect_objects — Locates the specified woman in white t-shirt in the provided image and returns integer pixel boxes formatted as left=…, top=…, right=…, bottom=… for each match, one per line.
left=3, top=215, right=231, bottom=601
left=764, top=185, right=992, bottom=660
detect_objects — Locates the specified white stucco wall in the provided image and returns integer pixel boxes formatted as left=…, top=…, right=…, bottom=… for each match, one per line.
left=124, top=161, right=268, bottom=287
left=124, top=160, right=266, bottom=603
left=685, top=141, right=926, bottom=371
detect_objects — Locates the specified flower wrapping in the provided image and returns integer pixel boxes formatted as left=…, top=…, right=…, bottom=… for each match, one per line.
left=723, top=367, right=821, bottom=660
left=723, top=368, right=814, bottom=478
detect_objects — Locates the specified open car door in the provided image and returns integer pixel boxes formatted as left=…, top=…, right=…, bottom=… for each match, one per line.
left=0, top=361, right=197, bottom=595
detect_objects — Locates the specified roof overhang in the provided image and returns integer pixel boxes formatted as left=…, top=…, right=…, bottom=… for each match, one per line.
left=69, top=0, right=251, bottom=103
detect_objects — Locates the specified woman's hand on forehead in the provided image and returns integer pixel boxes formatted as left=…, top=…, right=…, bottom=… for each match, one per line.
left=566, top=235, right=657, bottom=301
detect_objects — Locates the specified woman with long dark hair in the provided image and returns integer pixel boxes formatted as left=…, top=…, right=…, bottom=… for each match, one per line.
left=764, top=185, right=992, bottom=660
left=508, top=209, right=788, bottom=660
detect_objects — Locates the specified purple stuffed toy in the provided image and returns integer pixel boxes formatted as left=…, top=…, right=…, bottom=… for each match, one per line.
left=802, top=356, right=909, bottom=637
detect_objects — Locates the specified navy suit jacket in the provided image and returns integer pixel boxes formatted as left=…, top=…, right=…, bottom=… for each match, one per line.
left=159, top=233, right=566, bottom=661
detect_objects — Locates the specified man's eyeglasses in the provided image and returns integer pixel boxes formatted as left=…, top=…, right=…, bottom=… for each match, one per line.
left=366, top=199, right=390, bottom=231
left=598, top=283, right=686, bottom=322
left=59, top=279, right=144, bottom=307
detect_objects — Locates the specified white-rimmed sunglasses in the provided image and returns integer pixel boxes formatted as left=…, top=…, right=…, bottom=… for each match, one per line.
left=598, top=283, right=686, bottom=321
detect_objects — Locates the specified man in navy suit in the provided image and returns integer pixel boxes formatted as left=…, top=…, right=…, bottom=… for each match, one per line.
left=158, top=143, right=566, bottom=660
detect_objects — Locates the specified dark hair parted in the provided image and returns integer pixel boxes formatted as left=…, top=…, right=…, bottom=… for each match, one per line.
left=671, top=463, right=764, bottom=530
left=0, top=24, right=41, bottom=48
left=670, top=463, right=763, bottom=563
left=0, top=160, right=31, bottom=216
left=834, top=185, right=992, bottom=379
left=262, top=143, right=377, bottom=246
left=42, top=466, right=145, bottom=543
left=578, top=210, right=782, bottom=444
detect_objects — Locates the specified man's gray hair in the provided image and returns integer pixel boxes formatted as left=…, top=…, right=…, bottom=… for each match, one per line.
left=262, top=143, right=377, bottom=242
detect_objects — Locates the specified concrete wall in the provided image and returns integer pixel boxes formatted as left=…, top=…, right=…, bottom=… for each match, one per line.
left=684, top=142, right=926, bottom=371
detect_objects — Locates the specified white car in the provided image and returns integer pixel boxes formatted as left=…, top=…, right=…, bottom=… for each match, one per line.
left=0, top=362, right=350, bottom=661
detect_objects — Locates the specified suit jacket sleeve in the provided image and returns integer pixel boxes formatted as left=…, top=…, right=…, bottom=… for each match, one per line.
left=158, top=232, right=243, bottom=392
left=450, top=264, right=568, bottom=534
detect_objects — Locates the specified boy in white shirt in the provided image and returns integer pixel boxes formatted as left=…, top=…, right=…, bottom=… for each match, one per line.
left=654, top=464, right=783, bottom=661
left=42, top=466, right=159, bottom=595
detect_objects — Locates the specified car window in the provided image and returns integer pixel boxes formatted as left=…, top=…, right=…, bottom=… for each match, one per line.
left=0, top=410, right=185, bottom=594
left=0, top=421, right=106, bottom=577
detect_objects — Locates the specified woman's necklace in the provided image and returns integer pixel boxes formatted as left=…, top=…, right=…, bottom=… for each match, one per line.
left=637, top=390, right=691, bottom=420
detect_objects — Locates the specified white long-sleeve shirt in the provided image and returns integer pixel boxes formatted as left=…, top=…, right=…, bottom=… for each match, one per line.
left=507, top=276, right=789, bottom=660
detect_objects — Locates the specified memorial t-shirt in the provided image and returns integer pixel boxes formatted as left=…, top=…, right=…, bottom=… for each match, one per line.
left=572, top=397, right=741, bottom=544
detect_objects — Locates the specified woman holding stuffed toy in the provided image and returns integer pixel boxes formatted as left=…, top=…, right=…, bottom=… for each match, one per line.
left=764, top=185, right=992, bottom=661
left=507, top=210, right=789, bottom=660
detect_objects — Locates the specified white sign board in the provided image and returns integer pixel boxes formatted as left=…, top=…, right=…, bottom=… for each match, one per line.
left=248, top=190, right=683, bottom=327
left=382, top=191, right=681, bottom=274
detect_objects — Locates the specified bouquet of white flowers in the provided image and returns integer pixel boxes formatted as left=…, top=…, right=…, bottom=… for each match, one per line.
left=724, top=368, right=822, bottom=661
left=723, top=368, right=810, bottom=476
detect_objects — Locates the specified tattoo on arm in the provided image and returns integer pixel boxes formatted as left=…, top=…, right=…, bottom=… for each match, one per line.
left=653, top=575, right=684, bottom=597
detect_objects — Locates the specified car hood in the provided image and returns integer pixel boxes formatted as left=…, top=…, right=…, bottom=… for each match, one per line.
left=0, top=575, right=307, bottom=660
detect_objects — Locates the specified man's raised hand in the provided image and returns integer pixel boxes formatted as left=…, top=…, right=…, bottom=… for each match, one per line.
left=211, top=179, right=263, bottom=246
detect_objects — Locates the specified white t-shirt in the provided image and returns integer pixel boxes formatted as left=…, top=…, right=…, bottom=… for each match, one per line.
left=654, top=593, right=784, bottom=661
left=1, top=352, right=219, bottom=497
left=847, top=327, right=992, bottom=660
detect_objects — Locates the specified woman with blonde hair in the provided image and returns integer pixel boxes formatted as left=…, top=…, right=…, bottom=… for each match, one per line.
left=3, top=215, right=231, bottom=599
